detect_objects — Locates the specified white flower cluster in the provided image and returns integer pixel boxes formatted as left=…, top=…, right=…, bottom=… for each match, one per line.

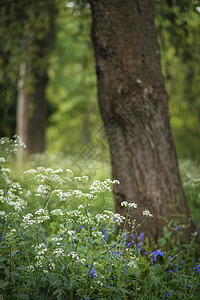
left=0, top=157, right=6, bottom=163
left=142, top=209, right=153, bottom=217
left=121, top=201, right=137, bottom=208
left=13, top=135, right=26, bottom=148
left=5, top=193, right=27, bottom=212
left=53, top=248, right=65, bottom=257
left=89, top=179, right=119, bottom=194
left=34, top=243, right=48, bottom=268
left=0, top=189, right=5, bottom=203
left=21, top=209, right=50, bottom=228
left=36, top=184, right=51, bottom=196
left=67, top=252, right=79, bottom=260
left=74, top=176, right=89, bottom=182
left=96, top=210, right=125, bottom=226
left=27, top=265, right=35, bottom=272
left=51, top=209, right=64, bottom=216
left=92, top=231, right=104, bottom=238
left=127, top=254, right=139, bottom=268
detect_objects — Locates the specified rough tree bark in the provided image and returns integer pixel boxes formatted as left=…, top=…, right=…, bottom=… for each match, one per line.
left=89, top=0, right=194, bottom=242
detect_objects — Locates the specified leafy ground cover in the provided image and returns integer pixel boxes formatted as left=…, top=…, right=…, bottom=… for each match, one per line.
left=0, top=137, right=200, bottom=299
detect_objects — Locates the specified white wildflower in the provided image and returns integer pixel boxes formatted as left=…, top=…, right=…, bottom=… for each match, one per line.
left=67, top=252, right=79, bottom=260
left=95, top=214, right=109, bottom=222
left=0, top=157, right=6, bottom=163
left=21, top=213, right=35, bottom=228
left=37, top=185, right=51, bottom=195
left=92, top=231, right=104, bottom=238
left=59, top=192, right=71, bottom=202
left=49, top=261, right=55, bottom=270
left=113, top=213, right=125, bottom=225
left=53, top=168, right=63, bottom=174
left=53, top=248, right=65, bottom=257
left=78, top=204, right=84, bottom=210
left=1, top=168, right=11, bottom=173
left=142, top=209, right=153, bottom=217
left=121, top=201, right=137, bottom=208
left=27, top=265, right=34, bottom=272
left=51, top=209, right=64, bottom=216
left=52, top=236, right=63, bottom=242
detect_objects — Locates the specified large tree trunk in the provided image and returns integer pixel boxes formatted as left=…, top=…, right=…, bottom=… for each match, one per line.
left=89, top=0, right=194, bottom=242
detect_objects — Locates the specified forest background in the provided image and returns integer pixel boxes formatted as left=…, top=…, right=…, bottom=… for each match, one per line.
left=1, top=0, right=200, bottom=161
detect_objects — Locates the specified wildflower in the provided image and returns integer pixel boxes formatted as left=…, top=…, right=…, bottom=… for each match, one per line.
left=89, top=263, right=96, bottom=278
left=53, top=248, right=65, bottom=257
left=51, top=209, right=64, bottom=216
left=139, top=232, right=144, bottom=240
left=193, top=265, right=200, bottom=277
left=21, top=213, right=35, bottom=228
left=151, top=250, right=164, bottom=263
left=121, top=201, right=137, bottom=208
left=162, top=291, right=172, bottom=299
left=67, top=252, right=79, bottom=260
left=27, top=265, right=34, bottom=272
left=168, top=256, right=173, bottom=266
left=142, top=209, right=153, bottom=217
left=103, top=228, right=109, bottom=241
left=0, top=157, right=6, bottom=163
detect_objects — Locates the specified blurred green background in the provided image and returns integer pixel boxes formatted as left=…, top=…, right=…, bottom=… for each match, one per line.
left=0, top=0, right=200, bottom=161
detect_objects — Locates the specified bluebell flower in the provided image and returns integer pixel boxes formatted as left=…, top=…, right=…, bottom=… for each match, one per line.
left=20, top=233, right=23, bottom=236
left=130, top=233, right=135, bottom=241
left=89, top=263, right=96, bottom=278
left=103, top=228, right=109, bottom=241
left=151, top=250, right=164, bottom=263
left=179, top=261, right=183, bottom=265
left=193, top=265, right=200, bottom=277
left=175, top=225, right=181, bottom=234
left=136, top=242, right=142, bottom=251
left=139, top=232, right=144, bottom=240
left=168, top=256, right=173, bottom=266
left=162, top=291, right=172, bottom=299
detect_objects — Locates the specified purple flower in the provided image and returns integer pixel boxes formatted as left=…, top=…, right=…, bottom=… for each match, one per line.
left=89, top=263, right=96, bottom=278
left=151, top=250, right=164, bottom=263
left=139, top=232, right=144, bottom=240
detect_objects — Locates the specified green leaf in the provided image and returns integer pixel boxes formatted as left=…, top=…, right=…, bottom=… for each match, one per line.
left=0, top=256, right=7, bottom=262
left=16, top=294, right=30, bottom=299
left=11, top=250, right=19, bottom=257
left=0, top=279, right=9, bottom=288
left=112, top=294, right=121, bottom=300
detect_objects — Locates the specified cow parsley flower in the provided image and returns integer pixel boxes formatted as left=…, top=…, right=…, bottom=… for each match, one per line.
left=121, top=201, right=137, bottom=208
left=142, top=209, right=153, bottom=217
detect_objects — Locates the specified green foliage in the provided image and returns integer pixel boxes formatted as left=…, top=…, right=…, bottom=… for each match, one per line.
left=46, top=1, right=102, bottom=154
left=0, top=137, right=200, bottom=299
left=155, top=1, right=200, bottom=160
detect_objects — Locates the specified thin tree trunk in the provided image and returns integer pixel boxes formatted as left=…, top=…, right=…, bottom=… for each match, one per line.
left=89, top=0, right=194, bottom=242
left=16, top=1, right=57, bottom=154
left=17, top=62, right=47, bottom=154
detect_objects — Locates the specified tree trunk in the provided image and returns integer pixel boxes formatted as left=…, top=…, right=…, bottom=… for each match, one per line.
left=89, top=0, right=194, bottom=242
left=17, top=62, right=48, bottom=154
left=16, top=2, right=57, bottom=154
